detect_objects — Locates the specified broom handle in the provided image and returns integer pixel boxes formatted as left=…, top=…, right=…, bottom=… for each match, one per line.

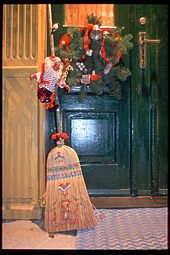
left=47, top=4, right=62, bottom=133
left=47, top=4, right=55, bottom=55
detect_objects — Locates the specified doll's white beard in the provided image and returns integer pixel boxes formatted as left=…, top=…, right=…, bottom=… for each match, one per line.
left=44, top=58, right=63, bottom=80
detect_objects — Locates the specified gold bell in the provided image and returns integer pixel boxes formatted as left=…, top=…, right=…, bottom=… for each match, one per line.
left=90, top=25, right=103, bottom=40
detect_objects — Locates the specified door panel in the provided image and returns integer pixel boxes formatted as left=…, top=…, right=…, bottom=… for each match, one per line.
left=65, top=110, right=117, bottom=162
left=67, top=112, right=115, bottom=160
left=59, top=84, right=130, bottom=196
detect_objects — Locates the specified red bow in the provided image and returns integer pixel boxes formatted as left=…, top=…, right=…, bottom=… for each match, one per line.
left=51, top=132, right=70, bottom=140
left=110, top=31, right=122, bottom=64
left=100, top=37, right=106, bottom=60
left=79, top=24, right=94, bottom=51
left=79, top=24, right=108, bottom=60
left=90, top=74, right=101, bottom=81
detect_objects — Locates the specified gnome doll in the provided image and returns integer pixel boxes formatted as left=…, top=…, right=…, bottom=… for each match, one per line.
left=30, top=56, right=70, bottom=109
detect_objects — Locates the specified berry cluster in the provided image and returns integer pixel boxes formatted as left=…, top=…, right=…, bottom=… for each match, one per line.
left=76, top=62, right=87, bottom=73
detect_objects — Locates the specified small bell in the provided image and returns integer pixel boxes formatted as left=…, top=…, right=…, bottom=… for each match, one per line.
left=90, top=25, right=103, bottom=40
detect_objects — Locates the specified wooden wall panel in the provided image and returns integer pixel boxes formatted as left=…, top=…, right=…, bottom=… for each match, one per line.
left=2, top=4, right=47, bottom=219
left=3, top=72, right=36, bottom=201
left=3, top=4, right=38, bottom=67
left=65, top=4, right=114, bottom=26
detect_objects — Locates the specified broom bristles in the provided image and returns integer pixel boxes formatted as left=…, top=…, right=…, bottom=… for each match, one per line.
left=44, top=145, right=99, bottom=233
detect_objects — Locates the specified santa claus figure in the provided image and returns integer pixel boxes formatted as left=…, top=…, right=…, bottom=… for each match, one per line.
left=30, top=56, right=70, bottom=108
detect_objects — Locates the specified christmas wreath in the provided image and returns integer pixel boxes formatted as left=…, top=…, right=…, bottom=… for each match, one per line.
left=55, top=14, right=133, bottom=102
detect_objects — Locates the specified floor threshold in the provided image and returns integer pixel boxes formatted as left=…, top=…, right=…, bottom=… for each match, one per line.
left=90, top=196, right=168, bottom=208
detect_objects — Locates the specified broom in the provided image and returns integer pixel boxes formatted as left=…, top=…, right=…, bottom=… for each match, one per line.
left=38, top=3, right=68, bottom=212
left=41, top=4, right=99, bottom=235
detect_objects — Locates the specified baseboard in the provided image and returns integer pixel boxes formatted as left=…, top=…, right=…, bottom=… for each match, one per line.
left=90, top=196, right=168, bottom=209
left=2, top=203, right=41, bottom=219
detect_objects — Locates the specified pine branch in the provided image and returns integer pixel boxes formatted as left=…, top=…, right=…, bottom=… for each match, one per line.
left=86, top=13, right=102, bottom=26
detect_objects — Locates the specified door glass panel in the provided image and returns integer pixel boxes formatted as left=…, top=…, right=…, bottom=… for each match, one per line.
left=65, top=4, right=115, bottom=26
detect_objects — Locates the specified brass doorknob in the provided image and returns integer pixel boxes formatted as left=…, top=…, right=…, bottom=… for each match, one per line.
left=139, top=32, right=160, bottom=68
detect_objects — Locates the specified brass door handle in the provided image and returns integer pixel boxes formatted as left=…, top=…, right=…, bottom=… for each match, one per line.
left=139, top=32, right=160, bottom=68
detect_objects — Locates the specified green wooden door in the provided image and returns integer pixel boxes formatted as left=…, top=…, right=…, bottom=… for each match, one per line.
left=128, top=4, right=168, bottom=196
left=46, top=4, right=168, bottom=196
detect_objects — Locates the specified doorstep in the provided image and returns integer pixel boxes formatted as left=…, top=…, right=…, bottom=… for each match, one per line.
left=90, top=196, right=168, bottom=208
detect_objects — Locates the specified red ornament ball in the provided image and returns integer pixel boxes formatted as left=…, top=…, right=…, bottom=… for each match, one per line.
left=105, top=58, right=110, bottom=63
left=122, top=70, right=126, bottom=74
left=112, top=43, right=115, bottom=47
left=77, top=79, right=81, bottom=83
left=81, top=55, right=86, bottom=60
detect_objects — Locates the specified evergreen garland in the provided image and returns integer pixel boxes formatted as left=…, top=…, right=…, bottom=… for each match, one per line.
left=55, top=14, right=133, bottom=102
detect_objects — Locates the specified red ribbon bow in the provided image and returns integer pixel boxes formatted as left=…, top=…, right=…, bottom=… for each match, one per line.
left=79, top=24, right=108, bottom=60
left=100, top=37, right=106, bottom=60
left=79, top=24, right=94, bottom=51
left=90, top=74, right=101, bottom=81
left=51, top=132, right=70, bottom=140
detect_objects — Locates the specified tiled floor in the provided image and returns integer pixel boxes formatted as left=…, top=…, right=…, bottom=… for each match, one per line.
left=76, top=207, right=168, bottom=250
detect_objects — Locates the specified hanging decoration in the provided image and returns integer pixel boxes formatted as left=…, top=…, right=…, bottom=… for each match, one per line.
left=90, top=25, right=103, bottom=40
left=55, top=13, right=133, bottom=102
left=50, top=22, right=60, bottom=34
left=30, top=56, right=73, bottom=110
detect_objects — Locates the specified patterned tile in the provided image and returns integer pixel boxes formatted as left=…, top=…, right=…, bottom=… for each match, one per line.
left=76, top=207, right=168, bottom=250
